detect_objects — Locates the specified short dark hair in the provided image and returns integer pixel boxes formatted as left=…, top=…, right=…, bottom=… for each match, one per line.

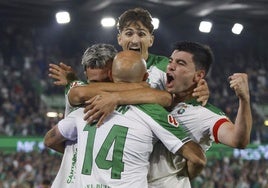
left=82, top=43, right=117, bottom=70
left=172, top=41, right=214, bottom=75
left=117, top=7, right=154, bottom=34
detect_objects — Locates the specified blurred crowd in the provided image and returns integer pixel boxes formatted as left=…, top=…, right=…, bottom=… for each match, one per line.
left=0, top=150, right=267, bottom=188
left=0, top=25, right=82, bottom=137
left=0, top=150, right=61, bottom=188
left=0, top=24, right=267, bottom=187
left=192, top=156, right=268, bottom=188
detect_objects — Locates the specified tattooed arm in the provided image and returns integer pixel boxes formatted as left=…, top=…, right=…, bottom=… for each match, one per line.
left=44, top=125, right=66, bottom=153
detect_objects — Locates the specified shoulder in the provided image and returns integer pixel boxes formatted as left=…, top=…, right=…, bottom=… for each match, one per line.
left=175, top=99, right=226, bottom=116
left=66, top=107, right=84, bottom=118
left=58, top=108, right=84, bottom=130
left=147, top=54, right=169, bottom=72
left=171, top=101, right=227, bottom=126
left=65, top=80, right=87, bottom=94
left=135, top=104, right=172, bottom=125
left=136, top=103, right=168, bottom=115
left=204, top=103, right=226, bottom=116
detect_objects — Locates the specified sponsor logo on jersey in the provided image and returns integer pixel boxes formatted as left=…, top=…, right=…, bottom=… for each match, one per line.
left=167, top=114, right=179, bottom=127
left=67, top=147, right=77, bottom=184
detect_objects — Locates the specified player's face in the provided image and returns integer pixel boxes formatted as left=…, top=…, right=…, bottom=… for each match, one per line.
left=117, top=21, right=154, bottom=61
left=165, top=50, right=197, bottom=95
left=85, top=67, right=111, bottom=83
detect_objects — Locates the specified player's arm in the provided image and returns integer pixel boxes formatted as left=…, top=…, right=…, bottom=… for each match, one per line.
left=83, top=79, right=209, bottom=125
left=176, top=141, right=206, bottom=179
left=68, top=82, right=148, bottom=106
left=144, top=105, right=206, bottom=180
left=44, top=125, right=67, bottom=153
left=112, top=87, right=172, bottom=107
left=110, top=78, right=211, bottom=107
left=48, top=62, right=78, bottom=86
left=83, top=88, right=172, bottom=126
left=216, top=73, right=252, bottom=148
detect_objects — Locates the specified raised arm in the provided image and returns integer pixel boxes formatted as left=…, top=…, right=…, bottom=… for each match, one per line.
left=48, top=62, right=78, bottom=86
left=217, top=73, right=252, bottom=148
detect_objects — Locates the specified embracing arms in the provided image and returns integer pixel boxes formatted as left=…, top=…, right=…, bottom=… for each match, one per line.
left=176, top=141, right=206, bottom=179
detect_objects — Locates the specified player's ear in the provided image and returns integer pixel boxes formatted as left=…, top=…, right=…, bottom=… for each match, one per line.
left=108, top=69, right=113, bottom=82
left=194, top=70, right=205, bottom=82
left=83, top=69, right=88, bottom=81
left=148, top=34, right=154, bottom=47
left=143, top=72, right=149, bottom=81
left=117, top=33, right=122, bottom=46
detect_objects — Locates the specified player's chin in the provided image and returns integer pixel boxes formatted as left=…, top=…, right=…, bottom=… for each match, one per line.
left=165, top=81, right=174, bottom=90
left=165, top=86, right=174, bottom=93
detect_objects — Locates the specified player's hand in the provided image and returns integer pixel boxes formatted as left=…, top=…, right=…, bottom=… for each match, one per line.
left=192, top=79, right=209, bottom=106
left=48, top=62, right=76, bottom=86
left=229, top=73, right=250, bottom=101
left=83, top=92, right=118, bottom=127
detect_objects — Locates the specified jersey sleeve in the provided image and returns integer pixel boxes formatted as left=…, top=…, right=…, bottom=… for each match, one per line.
left=57, top=109, right=80, bottom=141
left=64, top=80, right=87, bottom=116
left=146, top=54, right=169, bottom=90
left=147, top=66, right=167, bottom=90
left=136, top=104, right=191, bottom=154
left=171, top=101, right=230, bottom=150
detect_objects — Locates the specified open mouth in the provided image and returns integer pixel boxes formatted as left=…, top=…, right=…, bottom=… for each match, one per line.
left=129, top=47, right=141, bottom=53
left=166, top=73, right=174, bottom=84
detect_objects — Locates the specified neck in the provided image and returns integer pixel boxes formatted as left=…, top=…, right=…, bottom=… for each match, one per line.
left=143, top=52, right=149, bottom=61
left=174, top=92, right=195, bottom=103
left=167, top=92, right=195, bottom=111
left=173, top=84, right=196, bottom=104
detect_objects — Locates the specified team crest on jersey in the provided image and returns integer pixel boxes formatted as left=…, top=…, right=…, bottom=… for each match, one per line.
left=70, top=80, right=85, bottom=88
left=176, top=103, right=188, bottom=114
left=167, top=114, right=179, bottom=127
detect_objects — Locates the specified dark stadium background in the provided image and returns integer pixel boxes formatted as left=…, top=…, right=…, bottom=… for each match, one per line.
left=0, top=0, right=267, bottom=187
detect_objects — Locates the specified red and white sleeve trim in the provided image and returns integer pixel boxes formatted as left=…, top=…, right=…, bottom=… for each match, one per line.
left=213, top=118, right=229, bottom=143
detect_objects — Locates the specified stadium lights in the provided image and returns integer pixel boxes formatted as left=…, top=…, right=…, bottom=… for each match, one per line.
left=101, top=17, right=116, bottom=27
left=265, top=120, right=268, bottom=126
left=46, top=111, right=64, bottom=118
left=152, top=18, right=159, bottom=30
left=100, top=17, right=160, bottom=30
left=55, top=11, right=71, bottom=24
left=199, top=21, right=212, bottom=33
left=232, top=23, right=243, bottom=35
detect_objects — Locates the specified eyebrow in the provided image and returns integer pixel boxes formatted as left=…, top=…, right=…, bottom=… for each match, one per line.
left=177, top=59, right=187, bottom=64
left=170, top=57, right=187, bottom=64
left=124, top=28, right=148, bottom=32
